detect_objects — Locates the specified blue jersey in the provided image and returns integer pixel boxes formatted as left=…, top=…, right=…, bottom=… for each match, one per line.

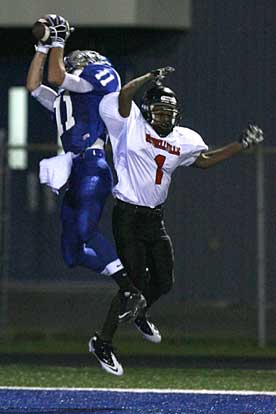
left=53, top=63, right=121, bottom=154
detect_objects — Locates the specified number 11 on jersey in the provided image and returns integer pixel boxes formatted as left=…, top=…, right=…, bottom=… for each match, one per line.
left=53, top=92, right=75, bottom=137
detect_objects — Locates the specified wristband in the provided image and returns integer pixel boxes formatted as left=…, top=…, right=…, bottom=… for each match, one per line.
left=35, top=44, right=49, bottom=54
left=52, top=41, right=65, bottom=48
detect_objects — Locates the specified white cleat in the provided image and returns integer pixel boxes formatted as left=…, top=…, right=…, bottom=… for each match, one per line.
left=134, top=317, right=162, bottom=343
left=88, top=333, right=124, bottom=376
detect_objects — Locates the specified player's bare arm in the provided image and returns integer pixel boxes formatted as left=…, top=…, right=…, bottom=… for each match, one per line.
left=48, top=47, right=66, bottom=86
left=194, top=142, right=243, bottom=169
left=26, top=52, right=47, bottom=92
left=194, top=124, right=264, bottom=169
left=32, top=14, right=73, bottom=86
left=49, top=50, right=93, bottom=93
left=119, top=66, right=175, bottom=118
left=49, top=49, right=94, bottom=93
left=119, top=73, right=154, bottom=118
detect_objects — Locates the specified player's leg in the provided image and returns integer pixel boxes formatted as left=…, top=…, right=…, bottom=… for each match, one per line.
left=60, top=172, right=117, bottom=272
left=112, top=203, right=149, bottom=292
left=76, top=174, right=145, bottom=304
left=88, top=291, right=123, bottom=375
left=75, top=154, right=118, bottom=272
left=99, top=202, right=148, bottom=339
left=76, top=197, right=119, bottom=273
left=134, top=215, right=174, bottom=343
left=61, top=154, right=140, bottom=302
left=90, top=202, right=148, bottom=374
left=112, top=202, right=148, bottom=321
left=60, top=189, right=82, bottom=267
left=145, top=231, right=174, bottom=307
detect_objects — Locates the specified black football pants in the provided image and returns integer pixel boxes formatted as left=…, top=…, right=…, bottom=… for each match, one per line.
left=100, top=199, right=174, bottom=342
left=112, top=199, right=175, bottom=307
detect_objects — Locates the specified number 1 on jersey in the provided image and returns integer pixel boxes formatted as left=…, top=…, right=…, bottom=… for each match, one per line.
left=154, top=154, right=166, bottom=184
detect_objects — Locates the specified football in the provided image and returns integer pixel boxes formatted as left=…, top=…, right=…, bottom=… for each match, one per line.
left=32, top=19, right=50, bottom=43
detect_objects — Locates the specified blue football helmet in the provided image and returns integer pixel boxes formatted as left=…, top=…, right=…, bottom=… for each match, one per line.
left=64, top=50, right=111, bottom=73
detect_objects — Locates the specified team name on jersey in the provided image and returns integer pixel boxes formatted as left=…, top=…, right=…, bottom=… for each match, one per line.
left=145, top=134, right=180, bottom=156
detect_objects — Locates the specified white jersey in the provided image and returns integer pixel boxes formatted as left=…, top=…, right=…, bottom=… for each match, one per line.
left=100, top=92, right=208, bottom=208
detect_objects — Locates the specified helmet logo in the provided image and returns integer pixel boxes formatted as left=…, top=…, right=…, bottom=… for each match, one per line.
left=160, top=96, right=177, bottom=105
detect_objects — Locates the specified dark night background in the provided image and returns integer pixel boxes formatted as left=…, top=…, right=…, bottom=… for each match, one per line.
left=0, top=0, right=274, bottom=339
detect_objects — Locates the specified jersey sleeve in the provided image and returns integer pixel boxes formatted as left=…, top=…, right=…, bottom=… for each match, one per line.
left=80, top=64, right=121, bottom=94
left=31, top=85, right=57, bottom=112
left=99, top=92, right=126, bottom=138
left=100, top=92, right=141, bottom=140
left=178, top=128, right=209, bottom=166
left=60, top=73, right=93, bottom=93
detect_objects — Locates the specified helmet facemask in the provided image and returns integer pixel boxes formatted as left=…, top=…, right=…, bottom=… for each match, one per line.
left=141, top=85, right=180, bottom=137
left=150, top=103, right=179, bottom=136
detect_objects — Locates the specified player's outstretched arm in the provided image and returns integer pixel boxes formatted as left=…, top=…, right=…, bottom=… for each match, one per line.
left=26, top=50, right=48, bottom=92
left=43, top=14, right=73, bottom=86
left=194, top=141, right=243, bottom=169
left=119, top=73, right=154, bottom=118
left=194, top=124, right=264, bottom=169
left=119, top=66, right=175, bottom=117
left=48, top=47, right=66, bottom=86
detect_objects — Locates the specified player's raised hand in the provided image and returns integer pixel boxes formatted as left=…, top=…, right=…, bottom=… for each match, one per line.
left=151, top=66, right=175, bottom=84
left=32, top=14, right=74, bottom=49
left=239, top=124, right=264, bottom=150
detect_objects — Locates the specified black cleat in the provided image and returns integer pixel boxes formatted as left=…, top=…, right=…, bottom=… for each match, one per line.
left=134, top=315, right=161, bottom=343
left=118, top=291, right=147, bottom=323
left=88, top=332, right=123, bottom=376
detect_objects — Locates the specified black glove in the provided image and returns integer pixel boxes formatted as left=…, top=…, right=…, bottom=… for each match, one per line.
left=36, top=14, right=74, bottom=48
left=239, top=124, right=264, bottom=150
left=151, top=66, right=175, bottom=83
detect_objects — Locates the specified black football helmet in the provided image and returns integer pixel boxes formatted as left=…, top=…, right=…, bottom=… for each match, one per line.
left=141, top=85, right=180, bottom=136
left=64, top=50, right=111, bottom=73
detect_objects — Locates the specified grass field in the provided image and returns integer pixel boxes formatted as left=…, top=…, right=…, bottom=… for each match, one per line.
left=1, top=365, right=276, bottom=391
left=0, top=335, right=276, bottom=391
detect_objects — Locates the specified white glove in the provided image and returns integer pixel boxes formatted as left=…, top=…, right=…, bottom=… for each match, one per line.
left=239, top=124, right=264, bottom=150
left=33, top=14, right=74, bottom=49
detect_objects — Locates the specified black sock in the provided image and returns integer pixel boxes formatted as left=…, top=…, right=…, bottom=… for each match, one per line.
left=100, top=292, right=121, bottom=342
left=111, top=268, right=138, bottom=293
